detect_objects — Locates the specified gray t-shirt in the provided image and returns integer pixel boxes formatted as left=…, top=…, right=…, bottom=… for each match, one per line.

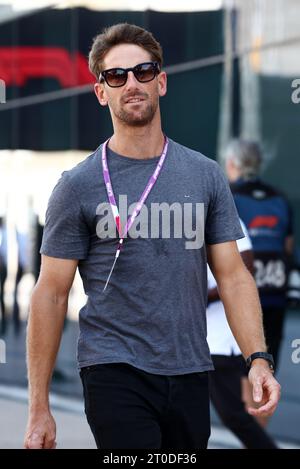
left=41, top=138, right=244, bottom=375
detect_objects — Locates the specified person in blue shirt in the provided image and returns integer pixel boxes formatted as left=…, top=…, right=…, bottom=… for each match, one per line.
left=225, top=139, right=294, bottom=426
left=225, top=139, right=294, bottom=371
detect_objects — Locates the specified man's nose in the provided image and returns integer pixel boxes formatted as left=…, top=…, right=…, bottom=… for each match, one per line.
left=125, top=70, right=139, bottom=88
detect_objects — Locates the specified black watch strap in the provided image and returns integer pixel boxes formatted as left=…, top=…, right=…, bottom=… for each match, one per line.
left=246, top=352, right=275, bottom=371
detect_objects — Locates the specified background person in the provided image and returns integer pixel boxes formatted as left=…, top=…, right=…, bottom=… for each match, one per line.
left=225, top=140, right=294, bottom=371
left=225, top=139, right=294, bottom=426
left=207, top=219, right=277, bottom=448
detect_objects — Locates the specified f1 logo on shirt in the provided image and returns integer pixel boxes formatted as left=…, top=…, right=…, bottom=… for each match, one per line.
left=249, top=215, right=279, bottom=229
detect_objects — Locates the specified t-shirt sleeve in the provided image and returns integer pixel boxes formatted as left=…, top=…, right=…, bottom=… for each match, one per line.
left=40, top=172, right=90, bottom=259
left=205, top=162, right=244, bottom=245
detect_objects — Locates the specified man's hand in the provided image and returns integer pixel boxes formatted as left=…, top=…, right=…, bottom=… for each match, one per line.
left=247, top=360, right=281, bottom=417
left=25, top=256, right=78, bottom=450
left=24, top=410, right=56, bottom=449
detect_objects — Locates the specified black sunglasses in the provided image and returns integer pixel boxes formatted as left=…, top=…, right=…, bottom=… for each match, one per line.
left=99, top=61, right=160, bottom=88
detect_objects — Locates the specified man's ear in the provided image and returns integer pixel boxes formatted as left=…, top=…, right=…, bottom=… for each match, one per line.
left=94, top=82, right=108, bottom=106
left=158, top=71, right=167, bottom=97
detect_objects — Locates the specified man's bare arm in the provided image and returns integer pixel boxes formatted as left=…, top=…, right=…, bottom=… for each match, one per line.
left=207, top=241, right=281, bottom=417
left=24, top=255, right=78, bottom=449
left=207, top=241, right=264, bottom=358
left=207, top=249, right=254, bottom=304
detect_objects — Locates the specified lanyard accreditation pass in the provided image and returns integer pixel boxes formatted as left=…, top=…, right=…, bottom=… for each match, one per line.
left=101, top=136, right=169, bottom=292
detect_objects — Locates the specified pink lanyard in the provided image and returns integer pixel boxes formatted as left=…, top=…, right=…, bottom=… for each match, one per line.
left=101, top=136, right=169, bottom=291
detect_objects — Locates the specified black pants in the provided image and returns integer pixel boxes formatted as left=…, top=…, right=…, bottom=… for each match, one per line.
left=80, top=362, right=210, bottom=449
left=209, top=355, right=277, bottom=449
left=262, top=307, right=285, bottom=372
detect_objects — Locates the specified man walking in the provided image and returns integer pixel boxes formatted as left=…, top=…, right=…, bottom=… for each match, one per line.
left=24, top=24, right=280, bottom=449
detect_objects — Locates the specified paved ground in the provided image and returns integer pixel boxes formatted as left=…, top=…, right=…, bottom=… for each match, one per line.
left=0, top=310, right=300, bottom=448
left=0, top=395, right=94, bottom=449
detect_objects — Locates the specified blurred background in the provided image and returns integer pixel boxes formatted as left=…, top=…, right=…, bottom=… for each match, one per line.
left=0, top=0, right=299, bottom=449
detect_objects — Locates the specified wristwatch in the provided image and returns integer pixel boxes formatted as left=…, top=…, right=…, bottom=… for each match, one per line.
left=246, top=352, right=275, bottom=371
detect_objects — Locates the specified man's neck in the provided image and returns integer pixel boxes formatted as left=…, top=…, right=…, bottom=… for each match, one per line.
left=108, top=128, right=165, bottom=160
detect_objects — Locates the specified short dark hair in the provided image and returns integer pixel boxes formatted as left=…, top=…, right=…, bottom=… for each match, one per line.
left=88, top=23, right=163, bottom=80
